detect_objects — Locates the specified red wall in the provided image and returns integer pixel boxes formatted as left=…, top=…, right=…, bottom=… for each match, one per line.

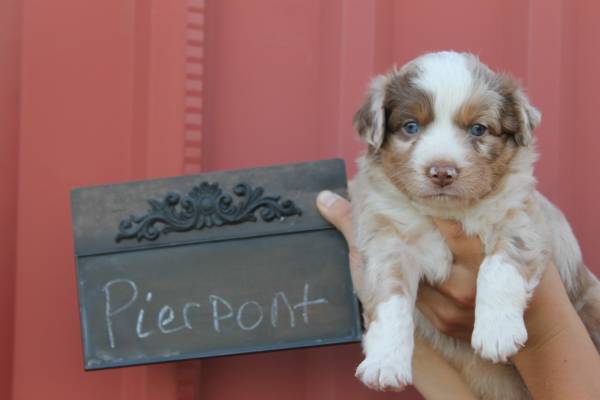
left=2, top=1, right=599, bottom=399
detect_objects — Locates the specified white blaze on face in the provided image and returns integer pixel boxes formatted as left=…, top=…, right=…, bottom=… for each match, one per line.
left=410, top=52, right=475, bottom=172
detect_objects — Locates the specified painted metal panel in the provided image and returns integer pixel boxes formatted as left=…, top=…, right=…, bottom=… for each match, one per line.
left=11, top=0, right=186, bottom=399
left=5, top=0, right=600, bottom=399
left=0, top=0, right=21, bottom=399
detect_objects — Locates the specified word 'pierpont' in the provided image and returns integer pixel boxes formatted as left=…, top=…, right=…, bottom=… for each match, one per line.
left=103, top=279, right=328, bottom=349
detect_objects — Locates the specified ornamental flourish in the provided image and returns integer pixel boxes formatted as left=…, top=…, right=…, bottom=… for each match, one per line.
left=115, top=182, right=302, bottom=242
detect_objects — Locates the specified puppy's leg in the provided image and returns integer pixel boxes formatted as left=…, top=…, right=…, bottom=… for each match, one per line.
left=357, top=293, right=417, bottom=391
left=471, top=211, right=546, bottom=362
left=355, top=236, right=422, bottom=391
left=471, top=253, right=537, bottom=362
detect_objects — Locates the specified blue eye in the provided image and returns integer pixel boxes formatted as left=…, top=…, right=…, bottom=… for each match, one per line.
left=402, top=121, right=420, bottom=135
left=469, top=123, right=488, bottom=137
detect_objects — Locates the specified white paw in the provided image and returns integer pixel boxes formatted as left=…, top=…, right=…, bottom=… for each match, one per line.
left=355, top=354, right=412, bottom=391
left=472, top=313, right=527, bottom=362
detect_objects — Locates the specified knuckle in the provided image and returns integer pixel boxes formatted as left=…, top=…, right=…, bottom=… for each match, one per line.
left=436, top=319, right=464, bottom=337
left=448, top=224, right=465, bottom=239
left=454, top=293, right=476, bottom=308
left=437, top=304, right=462, bottom=326
left=436, top=220, right=464, bottom=239
left=444, top=286, right=475, bottom=308
left=339, top=202, right=353, bottom=219
left=435, top=320, right=453, bottom=335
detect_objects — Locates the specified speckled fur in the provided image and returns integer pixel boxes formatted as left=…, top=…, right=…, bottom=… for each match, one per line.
left=351, top=51, right=600, bottom=399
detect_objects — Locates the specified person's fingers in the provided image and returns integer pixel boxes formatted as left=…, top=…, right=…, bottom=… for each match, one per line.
left=316, top=190, right=353, bottom=245
left=432, top=219, right=484, bottom=269
left=416, top=295, right=446, bottom=334
left=435, top=264, right=477, bottom=308
left=417, top=283, right=474, bottom=340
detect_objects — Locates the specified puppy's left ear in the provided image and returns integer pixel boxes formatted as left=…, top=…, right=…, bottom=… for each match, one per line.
left=513, top=89, right=541, bottom=146
left=353, top=74, right=392, bottom=151
left=498, top=74, right=541, bottom=146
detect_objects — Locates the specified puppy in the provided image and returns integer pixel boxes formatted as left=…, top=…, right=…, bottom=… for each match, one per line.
left=351, top=51, right=600, bottom=399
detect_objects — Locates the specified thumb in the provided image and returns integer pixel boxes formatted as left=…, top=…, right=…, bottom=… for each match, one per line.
left=316, top=190, right=354, bottom=245
left=317, top=191, right=366, bottom=295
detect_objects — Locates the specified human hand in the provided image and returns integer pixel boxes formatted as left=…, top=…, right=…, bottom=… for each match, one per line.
left=316, top=190, right=600, bottom=399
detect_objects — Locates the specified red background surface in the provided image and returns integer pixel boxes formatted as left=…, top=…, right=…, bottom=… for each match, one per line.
left=1, top=1, right=599, bottom=399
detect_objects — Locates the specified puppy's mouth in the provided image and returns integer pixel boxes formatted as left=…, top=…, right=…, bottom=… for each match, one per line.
left=424, top=193, right=458, bottom=199
left=421, top=187, right=460, bottom=198
left=418, top=187, right=467, bottom=202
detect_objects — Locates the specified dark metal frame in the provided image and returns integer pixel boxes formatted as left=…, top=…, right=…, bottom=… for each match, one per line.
left=71, top=159, right=363, bottom=371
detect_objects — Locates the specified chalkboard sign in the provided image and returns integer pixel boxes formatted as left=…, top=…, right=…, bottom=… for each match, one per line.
left=71, top=159, right=361, bottom=370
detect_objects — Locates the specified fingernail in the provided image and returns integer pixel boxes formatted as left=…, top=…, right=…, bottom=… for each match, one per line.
left=317, top=190, right=340, bottom=209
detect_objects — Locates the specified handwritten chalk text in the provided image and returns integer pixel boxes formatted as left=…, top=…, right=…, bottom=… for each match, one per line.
left=102, top=279, right=328, bottom=349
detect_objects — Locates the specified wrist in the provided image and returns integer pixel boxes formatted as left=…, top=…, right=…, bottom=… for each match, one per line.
left=511, top=264, right=600, bottom=399
left=512, top=264, right=572, bottom=362
left=511, top=309, right=600, bottom=400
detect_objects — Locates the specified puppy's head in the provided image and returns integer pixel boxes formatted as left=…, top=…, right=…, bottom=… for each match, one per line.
left=354, top=51, right=540, bottom=206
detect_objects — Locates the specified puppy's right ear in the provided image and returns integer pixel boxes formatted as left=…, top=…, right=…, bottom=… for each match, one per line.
left=353, top=74, right=391, bottom=151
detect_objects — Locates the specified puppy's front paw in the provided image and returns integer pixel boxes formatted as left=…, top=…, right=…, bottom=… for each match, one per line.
left=355, top=354, right=412, bottom=391
left=472, top=313, right=527, bottom=362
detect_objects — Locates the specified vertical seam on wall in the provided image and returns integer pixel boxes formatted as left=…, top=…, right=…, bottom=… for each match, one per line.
left=335, top=0, right=347, bottom=159
left=526, top=0, right=533, bottom=89
left=183, top=0, right=205, bottom=175
left=555, top=0, right=564, bottom=204
left=557, top=0, right=569, bottom=206
left=131, top=0, right=152, bottom=181
left=177, top=2, right=206, bottom=399
left=125, top=1, right=152, bottom=396
left=8, top=0, right=23, bottom=397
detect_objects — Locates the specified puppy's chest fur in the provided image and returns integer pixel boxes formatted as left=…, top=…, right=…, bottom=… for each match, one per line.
left=351, top=154, right=579, bottom=399
left=352, top=153, right=549, bottom=288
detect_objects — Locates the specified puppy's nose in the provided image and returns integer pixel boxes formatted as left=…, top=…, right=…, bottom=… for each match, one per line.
left=427, top=164, right=458, bottom=187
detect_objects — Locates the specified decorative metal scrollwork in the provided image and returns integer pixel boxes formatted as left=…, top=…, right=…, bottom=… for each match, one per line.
left=115, top=182, right=302, bottom=242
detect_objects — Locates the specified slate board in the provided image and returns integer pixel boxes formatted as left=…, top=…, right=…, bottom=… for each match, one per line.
left=71, top=159, right=361, bottom=370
